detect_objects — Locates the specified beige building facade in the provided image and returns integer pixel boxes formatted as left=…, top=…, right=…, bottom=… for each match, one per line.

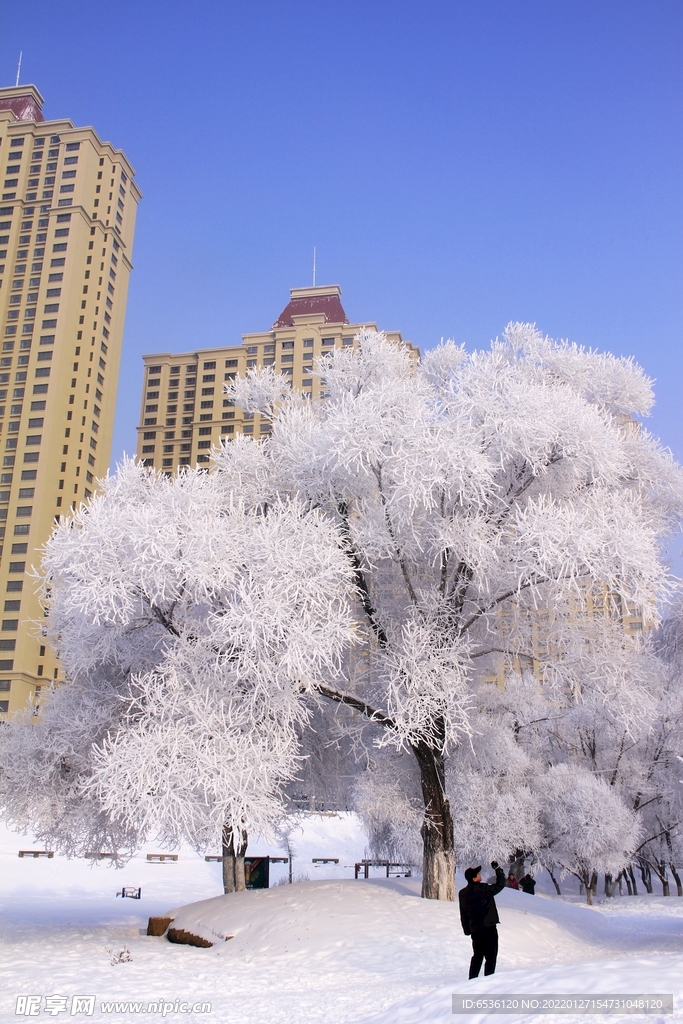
left=0, top=85, right=139, bottom=718
left=135, top=285, right=418, bottom=473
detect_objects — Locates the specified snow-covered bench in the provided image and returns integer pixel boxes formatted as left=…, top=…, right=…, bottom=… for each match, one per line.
left=18, top=850, right=53, bottom=858
left=354, top=860, right=412, bottom=879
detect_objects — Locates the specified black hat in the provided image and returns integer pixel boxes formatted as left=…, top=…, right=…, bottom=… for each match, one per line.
left=464, top=865, right=482, bottom=882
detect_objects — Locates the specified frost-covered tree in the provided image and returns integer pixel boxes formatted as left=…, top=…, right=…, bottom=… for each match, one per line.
left=225, top=325, right=683, bottom=899
left=536, top=764, right=642, bottom=904
left=633, top=601, right=683, bottom=896
left=0, top=462, right=357, bottom=890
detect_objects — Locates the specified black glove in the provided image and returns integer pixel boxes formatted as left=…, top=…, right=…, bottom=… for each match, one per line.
left=491, top=861, right=499, bottom=869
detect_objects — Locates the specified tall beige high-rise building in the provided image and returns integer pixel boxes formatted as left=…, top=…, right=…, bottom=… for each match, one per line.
left=135, top=285, right=417, bottom=473
left=0, top=85, right=139, bottom=718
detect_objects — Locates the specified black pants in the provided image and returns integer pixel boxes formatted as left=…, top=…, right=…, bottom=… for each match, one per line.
left=469, top=926, right=498, bottom=978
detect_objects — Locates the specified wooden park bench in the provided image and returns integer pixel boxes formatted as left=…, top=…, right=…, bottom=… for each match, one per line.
left=354, top=859, right=412, bottom=879
left=19, top=850, right=54, bottom=858
left=312, top=857, right=339, bottom=864
left=85, top=852, right=115, bottom=860
left=204, top=854, right=222, bottom=862
left=146, top=853, right=178, bottom=862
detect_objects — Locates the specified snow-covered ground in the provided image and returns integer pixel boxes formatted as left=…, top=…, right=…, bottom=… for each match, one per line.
left=1, top=816, right=682, bottom=1024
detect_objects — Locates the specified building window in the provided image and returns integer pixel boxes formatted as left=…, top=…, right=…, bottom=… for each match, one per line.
left=203, top=361, right=216, bottom=370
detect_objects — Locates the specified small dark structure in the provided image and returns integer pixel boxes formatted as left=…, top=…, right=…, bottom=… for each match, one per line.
left=116, top=886, right=141, bottom=899
left=244, top=856, right=269, bottom=889
left=312, top=858, right=339, bottom=864
left=19, top=850, right=54, bottom=858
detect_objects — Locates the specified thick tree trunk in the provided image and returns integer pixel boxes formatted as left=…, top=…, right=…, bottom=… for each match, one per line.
left=658, top=861, right=670, bottom=896
left=628, top=865, right=638, bottom=895
left=579, top=870, right=596, bottom=905
left=222, top=825, right=248, bottom=894
left=604, top=872, right=613, bottom=897
left=412, top=740, right=455, bottom=901
left=622, top=870, right=633, bottom=896
left=669, top=863, right=682, bottom=897
left=639, top=861, right=653, bottom=894
left=509, top=851, right=525, bottom=882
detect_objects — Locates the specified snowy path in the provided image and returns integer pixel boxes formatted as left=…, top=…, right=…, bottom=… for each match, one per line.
left=1, top=821, right=682, bottom=1024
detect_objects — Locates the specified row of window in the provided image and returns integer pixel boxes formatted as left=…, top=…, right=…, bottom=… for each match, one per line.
left=143, top=340, right=352, bottom=381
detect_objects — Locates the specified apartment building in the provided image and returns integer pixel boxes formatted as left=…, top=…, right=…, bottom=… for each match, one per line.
left=135, top=284, right=418, bottom=472
left=0, top=85, right=139, bottom=718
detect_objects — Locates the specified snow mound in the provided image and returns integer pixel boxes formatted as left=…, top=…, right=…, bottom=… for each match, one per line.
left=167, top=880, right=683, bottom=959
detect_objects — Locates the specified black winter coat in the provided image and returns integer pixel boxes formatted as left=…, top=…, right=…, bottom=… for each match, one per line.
left=458, top=867, right=506, bottom=935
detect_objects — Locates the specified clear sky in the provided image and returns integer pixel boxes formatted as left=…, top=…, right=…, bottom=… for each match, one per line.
left=1, top=1, right=682, bottom=477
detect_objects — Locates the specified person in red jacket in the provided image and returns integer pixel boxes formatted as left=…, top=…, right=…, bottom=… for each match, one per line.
left=507, top=873, right=520, bottom=890
left=458, top=861, right=507, bottom=979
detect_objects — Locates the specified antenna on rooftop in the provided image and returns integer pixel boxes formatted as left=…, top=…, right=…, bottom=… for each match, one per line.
left=15, top=51, right=22, bottom=87
left=312, top=246, right=316, bottom=287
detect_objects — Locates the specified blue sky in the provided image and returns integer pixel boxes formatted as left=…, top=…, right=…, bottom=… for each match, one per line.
left=2, top=2, right=682, bottom=479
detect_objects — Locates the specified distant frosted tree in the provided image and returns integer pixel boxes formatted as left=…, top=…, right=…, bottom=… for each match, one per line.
left=536, top=764, right=642, bottom=904
left=0, top=462, right=357, bottom=891
left=227, top=325, right=683, bottom=899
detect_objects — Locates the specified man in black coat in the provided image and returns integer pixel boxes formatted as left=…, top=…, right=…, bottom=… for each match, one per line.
left=519, top=874, right=536, bottom=895
left=459, top=861, right=507, bottom=979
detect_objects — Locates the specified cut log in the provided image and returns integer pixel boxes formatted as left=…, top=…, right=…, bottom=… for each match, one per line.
left=167, top=927, right=213, bottom=948
left=147, top=916, right=174, bottom=937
